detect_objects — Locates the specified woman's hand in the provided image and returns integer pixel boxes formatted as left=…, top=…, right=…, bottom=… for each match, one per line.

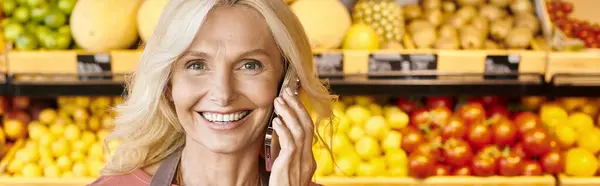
left=269, top=87, right=317, bottom=186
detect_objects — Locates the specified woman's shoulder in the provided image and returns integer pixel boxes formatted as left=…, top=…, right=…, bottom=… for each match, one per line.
left=87, top=168, right=176, bottom=186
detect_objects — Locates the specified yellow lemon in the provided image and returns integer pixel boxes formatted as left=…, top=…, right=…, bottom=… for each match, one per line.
left=43, top=163, right=61, bottom=178
left=568, top=112, right=595, bottom=132
left=21, top=163, right=43, bottom=177
left=368, top=103, right=383, bottom=116
left=51, top=138, right=70, bottom=158
left=64, top=124, right=81, bottom=141
left=27, top=122, right=49, bottom=140
left=50, top=123, right=66, bottom=137
left=540, top=104, right=568, bottom=128
left=56, top=156, right=73, bottom=172
left=348, top=125, right=365, bottom=143
left=72, top=162, right=88, bottom=177
left=342, top=23, right=380, bottom=50
left=39, top=109, right=58, bottom=124
left=382, top=131, right=403, bottom=153
left=364, top=116, right=390, bottom=140
left=387, top=111, right=409, bottom=129
left=355, top=136, right=381, bottom=160
left=346, top=105, right=372, bottom=127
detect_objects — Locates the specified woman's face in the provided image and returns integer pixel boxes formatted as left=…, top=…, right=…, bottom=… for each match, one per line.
left=170, top=6, right=283, bottom=154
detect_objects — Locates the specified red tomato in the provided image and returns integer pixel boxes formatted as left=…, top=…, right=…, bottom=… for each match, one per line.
left=430, top=106, right=452, bottom=127
left=443, top=138, right=474, bottom=167
left=512, top=143, right=527, bottom=158
left=433, top=164, right=452, bottom=176
left=467, top=122, right=492, bottom=149
left=458, top=103, right=486, bottom=125
left=401, top=127, right=425, bottom=153
left=410, top=108, right=431, bottom=129
left=452, top=166, right=473, bottom=176
left=479, top=145, right=502, bottom=159
left=467, top=97, right=485, bottom=105
left=482, top=96, right=506, bottom=106
left=540, top=151, right=565, bottom=174
left=441, top=117, right=467, bottom=140
left=522, top=127, right=551, bottom=157
left=414, top=143, right=442, bottom=161
left=492, top=118, right=518, bottom=147
left=498, top=152, right=524, bottom=176
left=397, top=98, right=417, bottom=114
left=408, top=152, right=435, bottom=178
left=487, top=104, right=509, bottom=118
left=471, top=154, right=497, bottom=176
left=522, top=160, right=543, bottom=176
left=514, top=112, right=542, bottom=136
left=426, top=96, right=453, bottom=109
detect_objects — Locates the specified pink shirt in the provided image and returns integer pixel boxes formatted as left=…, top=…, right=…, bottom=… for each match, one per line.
left=87, top=169, right=322, bottom=186
left=88, top=169, right=177, bottom=186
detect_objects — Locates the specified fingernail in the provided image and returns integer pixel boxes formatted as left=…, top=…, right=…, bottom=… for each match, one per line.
left=276, top=97, right=285, bottom=105
left=285, top=87, right=294, bottom=96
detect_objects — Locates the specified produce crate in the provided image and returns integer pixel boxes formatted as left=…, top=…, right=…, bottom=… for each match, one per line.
left=558, top=175, right=600, bottom=186
left=314, top=176, right=556, bottom=186
left=0, top=178, right=94, bottom=186
left=334, top=49, right=547, bottom=81
left=545, top=52, right=600, bottom=83
left=6, top=50, right=140, bottom=79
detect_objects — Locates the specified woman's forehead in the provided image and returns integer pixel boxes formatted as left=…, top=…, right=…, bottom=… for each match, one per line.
left=185, top=5, right=280, bottom=58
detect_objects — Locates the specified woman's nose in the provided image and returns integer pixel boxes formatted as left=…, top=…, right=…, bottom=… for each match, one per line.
left=207, top=69, right=238, bottom=106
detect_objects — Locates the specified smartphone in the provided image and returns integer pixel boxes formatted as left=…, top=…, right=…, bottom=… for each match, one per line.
left=264, top=64, right=299, bottom=172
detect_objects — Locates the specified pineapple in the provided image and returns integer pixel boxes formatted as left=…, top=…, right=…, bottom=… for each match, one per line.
left=352, top=0, right=405, bottom=47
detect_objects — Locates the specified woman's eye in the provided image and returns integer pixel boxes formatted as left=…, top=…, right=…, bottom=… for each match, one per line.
left=241, top=60, right=263, bottom=70
left=186, top=61, right=205, bottom=71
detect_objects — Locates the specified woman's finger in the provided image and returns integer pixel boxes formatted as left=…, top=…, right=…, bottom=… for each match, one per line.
left=274, top=96, right=306, bottom=145
left=282, top=87, right=314, bottom=133
left=270, top=117, right=293, bottom=185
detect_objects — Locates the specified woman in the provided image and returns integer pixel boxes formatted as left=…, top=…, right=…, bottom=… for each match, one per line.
left=88, top=0, right=335, bottom=185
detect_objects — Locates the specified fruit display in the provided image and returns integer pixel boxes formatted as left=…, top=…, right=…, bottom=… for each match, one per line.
left=0, top=96, right=122, bottom=178
left=547, top=0, right=600, bottom=49
left=352, top=0, right=404, bottom=48
left=401, top=0, right=545, bottom=50
left=312, top=95, right=600, bottom=180
left=290, top=0, right=352, bottom=51
left=1, top=0, right=78, bottom=50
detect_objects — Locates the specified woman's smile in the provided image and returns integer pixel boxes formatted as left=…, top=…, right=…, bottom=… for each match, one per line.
left=197, top=110, right=254, bottom=130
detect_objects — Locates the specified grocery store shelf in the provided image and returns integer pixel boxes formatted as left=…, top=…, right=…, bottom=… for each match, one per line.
left=314, top=176, right=555, bottom=186
left=549, top=73, right=600, bottom=97
left=6, top=73, right=127, bottom=97
left=323, top=72, right=547, bottom=96
left=0, top=177, right=94, bottom=186
left=2, top=72, right=600, bottom=97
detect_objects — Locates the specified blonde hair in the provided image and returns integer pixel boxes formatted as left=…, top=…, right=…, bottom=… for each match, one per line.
left=101, top=0, right=336, bottom=175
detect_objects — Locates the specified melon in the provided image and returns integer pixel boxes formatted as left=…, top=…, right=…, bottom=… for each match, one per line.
left=137, top=0, right=169, bottom=43
left=70, top=0, right=144, bottom=52
left=290, top=0, right=351, bottom=50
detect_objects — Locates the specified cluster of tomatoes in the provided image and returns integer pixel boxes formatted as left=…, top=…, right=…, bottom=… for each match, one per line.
left=396, top=96, right=564, bottom=178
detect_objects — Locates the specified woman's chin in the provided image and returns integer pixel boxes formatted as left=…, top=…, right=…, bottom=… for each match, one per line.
left=190, top=134, right=262, bottom=155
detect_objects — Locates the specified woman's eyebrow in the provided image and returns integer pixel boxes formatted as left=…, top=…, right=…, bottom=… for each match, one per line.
left=182, top=48, right=271, bottom=59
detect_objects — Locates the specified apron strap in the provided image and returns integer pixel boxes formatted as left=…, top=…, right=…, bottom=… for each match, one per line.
left=150, top=147, right=184, bottom=186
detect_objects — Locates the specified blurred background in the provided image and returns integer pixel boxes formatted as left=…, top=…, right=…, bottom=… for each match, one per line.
left=0, top=0, right=599, bottom=186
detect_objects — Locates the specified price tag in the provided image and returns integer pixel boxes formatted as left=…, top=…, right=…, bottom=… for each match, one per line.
left=313, top=53, right=343, bottom=75
left=484, top=54, right=520, bottom=79
left=77, top=53, right=112, bottom=80
left=368, top=53, right=437, bottom=79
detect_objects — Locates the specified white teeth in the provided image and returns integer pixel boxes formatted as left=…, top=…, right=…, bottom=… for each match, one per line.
left=201, top=111, right=249, bottom=123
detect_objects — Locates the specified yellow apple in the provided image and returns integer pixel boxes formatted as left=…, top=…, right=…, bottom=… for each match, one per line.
left=72, top=162, right=88, bottom=177
left=74, top=96, right=91, bottom=108
left=27, top=122, right=49, bottom=141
